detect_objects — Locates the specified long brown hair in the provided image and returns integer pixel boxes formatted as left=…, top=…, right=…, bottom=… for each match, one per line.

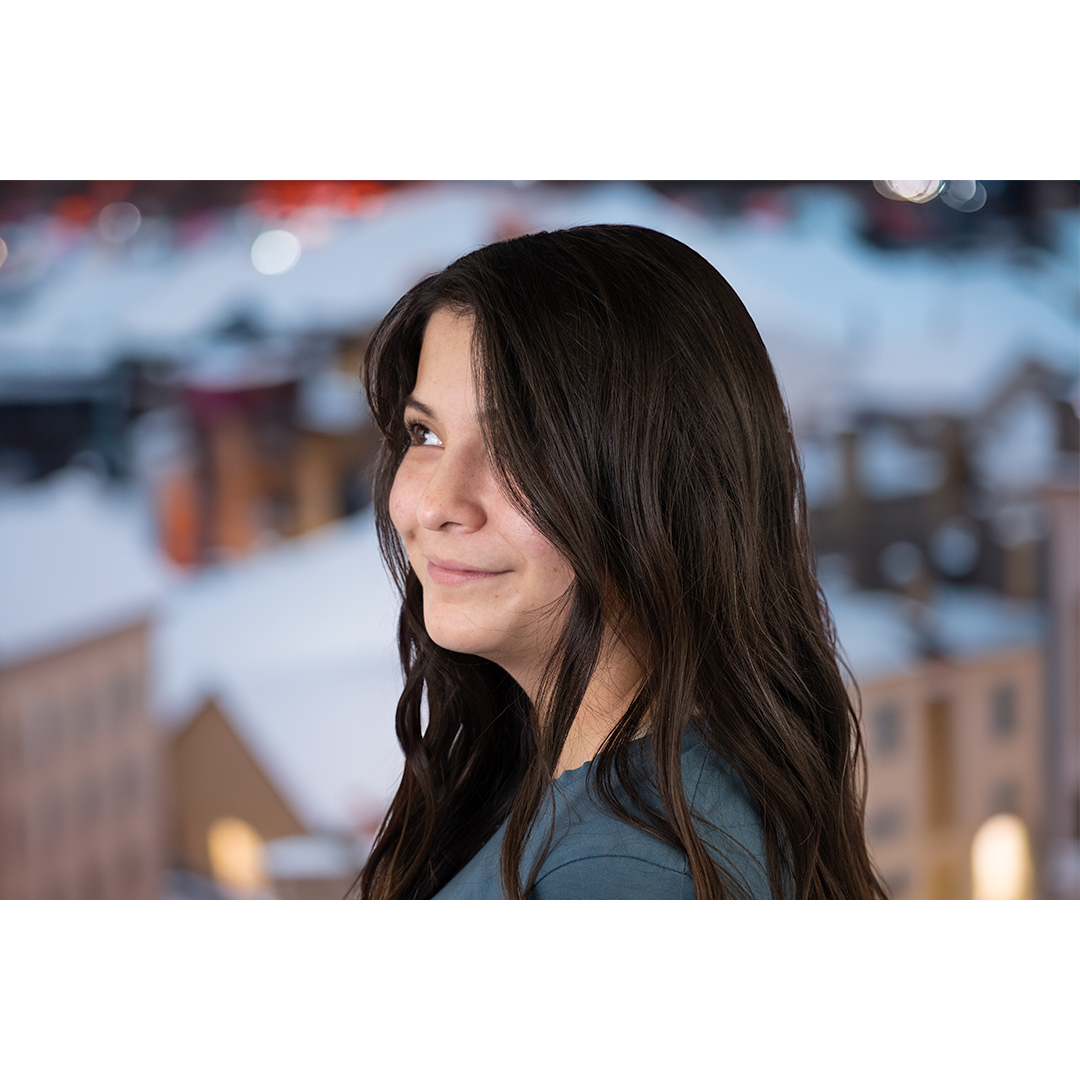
left=355, top=224, right=887, bottom=899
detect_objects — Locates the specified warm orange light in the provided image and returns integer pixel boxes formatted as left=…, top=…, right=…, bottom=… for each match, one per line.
left=971, top=813, right=1034, bottom=899
left=207, top=817, right=269, bottom=893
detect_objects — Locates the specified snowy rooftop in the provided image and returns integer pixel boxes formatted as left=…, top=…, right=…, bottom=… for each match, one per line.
left=824, top=579, right=1045, bottom=682
left=0, top=470, right=172, bottom=666
left=153, top=511, right=405, bottom=835
left=1, top=183, right=1075, bottom=421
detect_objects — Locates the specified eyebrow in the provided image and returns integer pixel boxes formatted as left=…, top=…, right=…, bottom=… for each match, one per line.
left=402, top=396, right=437, bottom=420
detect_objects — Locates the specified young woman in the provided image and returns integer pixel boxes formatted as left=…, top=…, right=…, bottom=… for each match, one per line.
left=355, top=223, right=887, bottom=900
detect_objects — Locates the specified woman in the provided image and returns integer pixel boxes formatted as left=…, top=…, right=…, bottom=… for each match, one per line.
left=355, top=223, right=886, bottom=900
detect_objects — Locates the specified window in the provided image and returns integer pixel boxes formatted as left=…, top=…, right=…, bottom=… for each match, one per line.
left=991, top=779, right=1019, bottom=816
left=78, top=776, right=104, bottom=829
left=113, top=670, right=139, bottom=727
left=40, top=792, right=66, bottom=845
left=75, top=693, right=97, bottom=746
left=872, top=702, right=902, bottom=756
left=869, top=807, right=905, bottom=843
left=118, top=844, right=145, bottom=895
left=990, top=684, right=1018, bottom=738
left=0, top=716, right=22, bottom=774
left=883, top=867, right=911, bottom=899
left=114, top=759, right=142, bottom=809
left=926, top=698, right=953, bottom=829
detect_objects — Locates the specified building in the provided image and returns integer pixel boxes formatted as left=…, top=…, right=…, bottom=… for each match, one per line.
left=154, top=510, right=404, bottom=899
left=828, top=580, right=1046, bottom=898
left=0, top=470, right=170, bottom=898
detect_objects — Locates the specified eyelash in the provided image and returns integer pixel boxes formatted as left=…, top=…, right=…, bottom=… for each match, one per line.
left=404, top=420, right=441, bottom=448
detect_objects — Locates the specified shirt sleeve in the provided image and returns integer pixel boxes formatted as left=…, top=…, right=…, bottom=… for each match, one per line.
left=530, top=855, right=696, bottom=899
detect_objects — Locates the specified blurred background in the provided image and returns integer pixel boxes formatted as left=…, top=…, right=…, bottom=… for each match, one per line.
left=0, top=179, right=1076, bottom=900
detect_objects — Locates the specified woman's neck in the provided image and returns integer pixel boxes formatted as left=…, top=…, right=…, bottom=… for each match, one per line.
left=552, top=632, right=648, bottom=778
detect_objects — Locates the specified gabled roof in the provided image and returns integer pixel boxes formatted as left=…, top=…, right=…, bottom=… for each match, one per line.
left=154, top=511, right=405, bottom=834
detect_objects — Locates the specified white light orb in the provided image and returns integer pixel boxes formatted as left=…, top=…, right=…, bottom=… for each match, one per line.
left=251, top=229, right=301, bottom=275
left=885, top=181, right=943, bottom=204
left=0, top=236, right=7, bottom=269
left=98, top=201, right=142, bottom=242
left=941, top=180, right=977, bottom=208
left=957, top=181, right=988, bottom=213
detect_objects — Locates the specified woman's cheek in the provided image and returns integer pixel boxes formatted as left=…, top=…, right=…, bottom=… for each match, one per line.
left=388, top=465, right=416, bottom=539
left=500, top=514, right=574, bottom=589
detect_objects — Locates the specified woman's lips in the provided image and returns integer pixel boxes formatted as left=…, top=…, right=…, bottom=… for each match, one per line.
left=426, top=558, right=510, bottom=586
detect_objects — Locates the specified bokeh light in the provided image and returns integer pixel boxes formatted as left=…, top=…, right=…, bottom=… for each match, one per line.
left=941, top=180, right=988, bottom=213
left=878, top=181, right=944, bottom=204
left=941, top=180, right=977, bottom=208
left=251, top=229, right=301, bottom=275
left=98, top=201, right=142, bottom=243
left=207, top=816, right=269, bottom=892
left=880, top=540, right=923, bottom=585
left=0, top=235, right=7, bottom=270
left=971, top=813, right=1034, bottom=899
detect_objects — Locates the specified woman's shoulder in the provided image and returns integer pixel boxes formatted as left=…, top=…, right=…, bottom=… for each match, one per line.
left=530, top=731, right=770, bottom=899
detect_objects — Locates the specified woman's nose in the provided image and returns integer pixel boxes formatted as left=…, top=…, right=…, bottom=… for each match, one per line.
left=415, top=452, right=488, bottom=532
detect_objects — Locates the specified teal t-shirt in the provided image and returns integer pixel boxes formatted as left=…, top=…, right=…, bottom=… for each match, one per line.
left=433, top=732, right=771, bottom=899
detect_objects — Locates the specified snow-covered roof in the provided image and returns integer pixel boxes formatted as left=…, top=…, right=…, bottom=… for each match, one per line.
left=296, top=367, right=369, bottom=435
left=154, top=511, right=405, bottom=834
left=858, top=425, right=945, bottom=500
left=824, top=580, right=1045, bottom=682
left=264, top=833, right=366, bottom=880
left=2, top=184, right=1075, bottom=426
left=0, top=470, right=172, bottom=666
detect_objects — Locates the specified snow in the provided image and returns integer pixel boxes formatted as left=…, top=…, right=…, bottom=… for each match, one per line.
left=3, top=184, right=1075, bottom=428
left=824, top=581, right=1045, bottom=681
left=799, top=437, right=844, bottom=508
left=972, top=390, right=1060, bottom=490
left=0, top=470, right=172, bottom=666
left=858, top=425, right=945, bottom=499
left=296, top=367, right=369, bottom=434
left=154, top=510, right=405, bottom=833
left=264, top=833, right=366, bottom=880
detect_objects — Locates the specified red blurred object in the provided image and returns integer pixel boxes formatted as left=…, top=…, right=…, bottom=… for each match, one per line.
left=247, top=179, right=391, bottom=219
left=53, top=194, right=96, bottom=226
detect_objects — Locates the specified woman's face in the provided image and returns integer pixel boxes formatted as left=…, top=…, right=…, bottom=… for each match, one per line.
left=389, top=308, right=575, bottom=689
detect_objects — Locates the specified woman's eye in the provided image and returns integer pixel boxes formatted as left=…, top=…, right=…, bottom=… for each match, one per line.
left=406, top=423, right=442, bottom=448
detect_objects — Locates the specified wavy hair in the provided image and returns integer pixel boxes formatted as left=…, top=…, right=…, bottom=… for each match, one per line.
left=354, top=224, right=887, bottom=899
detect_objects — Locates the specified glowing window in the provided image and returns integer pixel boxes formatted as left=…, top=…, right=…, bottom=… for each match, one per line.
left=971, top=813, right=1033, bottom=900
left=207, top=817, right=269, bottom=893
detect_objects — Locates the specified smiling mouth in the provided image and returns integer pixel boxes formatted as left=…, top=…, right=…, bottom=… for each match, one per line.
left=426, top=559, right=510, bottom=586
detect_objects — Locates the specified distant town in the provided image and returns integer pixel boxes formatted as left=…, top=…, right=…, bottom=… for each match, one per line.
left=1, top=180, right=1076, bottom=899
